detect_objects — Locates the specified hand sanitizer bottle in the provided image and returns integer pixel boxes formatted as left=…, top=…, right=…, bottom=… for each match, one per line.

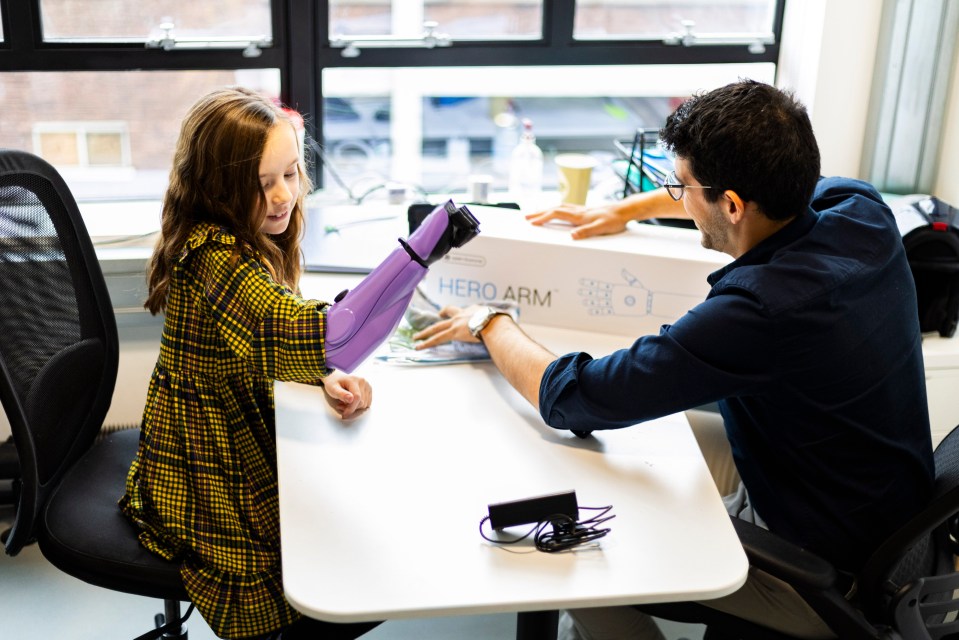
left=508, top=118, right=544, bottom=202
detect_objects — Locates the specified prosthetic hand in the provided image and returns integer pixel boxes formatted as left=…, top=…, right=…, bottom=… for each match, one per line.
left=325, top=200, right=480, bottom=372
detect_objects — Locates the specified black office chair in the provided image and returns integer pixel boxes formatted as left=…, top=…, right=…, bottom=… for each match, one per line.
left=0, top=437, right=17, bottom=507
left=0, top=149, right=193, bottom=639
left=639, top=423, right=959, bottom=640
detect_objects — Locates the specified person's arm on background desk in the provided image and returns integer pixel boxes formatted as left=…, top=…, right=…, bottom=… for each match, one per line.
left=526, top=187, right=690, bottom=239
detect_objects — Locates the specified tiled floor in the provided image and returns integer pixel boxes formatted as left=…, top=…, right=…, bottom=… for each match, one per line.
left=0, top=506, right=704, bottom=639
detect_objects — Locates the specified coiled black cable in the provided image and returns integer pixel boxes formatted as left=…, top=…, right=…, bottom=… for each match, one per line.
left=479, top=505, right=615, bottom=553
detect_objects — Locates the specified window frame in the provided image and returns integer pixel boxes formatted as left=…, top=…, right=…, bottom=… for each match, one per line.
left=0, top=0, right=786, bottom=188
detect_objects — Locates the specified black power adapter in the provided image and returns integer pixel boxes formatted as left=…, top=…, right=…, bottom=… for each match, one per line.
left=487, top=490, right=579, bottom=530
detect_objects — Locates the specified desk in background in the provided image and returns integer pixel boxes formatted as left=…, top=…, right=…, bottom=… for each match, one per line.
left=922, top=333, right=959, bottom=446
left=274, top=318, right=748, bottom=638
left=300, top=202, right=408, bottom=273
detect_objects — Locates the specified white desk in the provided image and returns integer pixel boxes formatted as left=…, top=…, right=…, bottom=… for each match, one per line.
left=274, top=323, right=748, bottom=635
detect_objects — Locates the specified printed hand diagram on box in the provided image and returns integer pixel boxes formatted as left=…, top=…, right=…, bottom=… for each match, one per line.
left=580, top=268, right=702, bottom=318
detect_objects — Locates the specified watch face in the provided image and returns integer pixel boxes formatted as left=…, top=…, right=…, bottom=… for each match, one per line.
left=469, top=307, right=493, bottom=337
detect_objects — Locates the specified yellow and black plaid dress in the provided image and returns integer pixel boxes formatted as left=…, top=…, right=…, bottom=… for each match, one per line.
left=120, top=223, right=330, bottom=639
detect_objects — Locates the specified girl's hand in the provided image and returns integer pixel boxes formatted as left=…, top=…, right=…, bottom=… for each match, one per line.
left=322, top=370, right=372, bottom=419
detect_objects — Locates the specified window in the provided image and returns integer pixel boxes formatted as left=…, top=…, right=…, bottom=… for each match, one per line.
left=321, top=63, right=775, bottom=198
left=330, top=0, right=543, bottom=40
left=316, top=0, right=782, bottom=201
left=4, top=70, right=280, bottom=200
left=327, top=1, right=779, bottom=43
left=573, top=0, right=778, bottom=42
left=39, top=0, right=273, bottom=41
left=0, top=1, right=785, bottom=207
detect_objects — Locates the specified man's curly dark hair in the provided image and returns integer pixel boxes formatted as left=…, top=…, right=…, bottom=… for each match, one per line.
left=660, top=80, right=821, bottom=221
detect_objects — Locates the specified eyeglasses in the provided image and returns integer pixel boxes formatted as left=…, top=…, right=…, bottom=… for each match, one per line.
left=664, top=171, right=712, bottom=201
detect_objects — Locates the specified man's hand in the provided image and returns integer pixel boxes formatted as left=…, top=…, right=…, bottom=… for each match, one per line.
left=525, top=203, right=630, bottom=240
left=411, top=304, right=484, bottom=349
left=322, top=370, right=372, bottom=419
left=525, top=189, right=688, bottom=240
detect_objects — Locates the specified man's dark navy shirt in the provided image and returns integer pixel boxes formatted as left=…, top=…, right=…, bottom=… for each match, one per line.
left=539, top=177, right=935, bottom=572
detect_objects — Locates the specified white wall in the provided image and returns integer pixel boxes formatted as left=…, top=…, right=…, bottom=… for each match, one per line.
left=779, top=0, right=958, bottom=201
left=777, top=0, right=884, bottom=179
left=935, top=42, right=959, bottom=204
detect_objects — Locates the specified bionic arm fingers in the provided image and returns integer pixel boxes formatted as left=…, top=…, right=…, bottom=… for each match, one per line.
left=324, top=201, right=480, bottom=372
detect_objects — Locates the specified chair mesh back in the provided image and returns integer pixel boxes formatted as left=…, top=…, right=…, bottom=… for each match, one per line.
left=0, top=150, right=118, bottom=556
left=0, top=178, right=84, bottom=401
left=858, top=424, right=959, bottom=624
left=932, top=424, right=959, bottom=571
left=934, top=426, right=959, bottom=500
left=885, top=424, right=959, bottom=585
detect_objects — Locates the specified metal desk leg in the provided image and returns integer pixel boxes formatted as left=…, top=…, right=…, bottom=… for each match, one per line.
left=516, top=610, right=559, bottom=640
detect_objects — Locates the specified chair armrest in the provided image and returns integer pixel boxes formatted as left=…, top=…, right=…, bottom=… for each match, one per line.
left=639, top=517, right=891, bottom=639
left=731, top=517, right=839, bottom=591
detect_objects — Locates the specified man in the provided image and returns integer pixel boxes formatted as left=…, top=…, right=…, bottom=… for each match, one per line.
left=413, top=80, right=934, bottom=639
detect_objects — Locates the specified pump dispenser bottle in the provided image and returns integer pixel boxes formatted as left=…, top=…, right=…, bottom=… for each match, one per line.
left=508, top=118, right=544, bottom=202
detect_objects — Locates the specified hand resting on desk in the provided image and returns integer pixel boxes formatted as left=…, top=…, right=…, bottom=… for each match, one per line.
left=321, top=370, right=372, bottom=418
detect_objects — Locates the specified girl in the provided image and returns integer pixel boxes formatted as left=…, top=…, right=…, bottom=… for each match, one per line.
left=120, top=87, right=377, bottom=640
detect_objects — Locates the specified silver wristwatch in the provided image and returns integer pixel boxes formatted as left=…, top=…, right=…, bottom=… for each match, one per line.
left=468, top=306, right=508, bottom=339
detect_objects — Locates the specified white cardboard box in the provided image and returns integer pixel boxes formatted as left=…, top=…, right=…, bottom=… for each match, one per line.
left=423, top=205, right=732, bottom=336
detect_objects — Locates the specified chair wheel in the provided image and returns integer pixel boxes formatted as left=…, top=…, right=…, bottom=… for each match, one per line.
left=155, top=613, right=166, bottom=628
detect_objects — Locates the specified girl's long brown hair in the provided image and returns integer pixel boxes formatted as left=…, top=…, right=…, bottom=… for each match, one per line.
left=145, top=86, right=312, bottom=314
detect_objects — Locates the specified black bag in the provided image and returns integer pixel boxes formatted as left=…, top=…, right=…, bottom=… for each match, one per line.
left=895, top=196, right=959, bottom=338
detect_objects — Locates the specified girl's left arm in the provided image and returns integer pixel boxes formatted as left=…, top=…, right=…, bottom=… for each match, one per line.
left=199, top=246, right=334, bottom=381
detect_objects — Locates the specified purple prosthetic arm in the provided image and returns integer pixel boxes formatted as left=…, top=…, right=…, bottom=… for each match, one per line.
left=324, top=200, right=480, bottom=372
